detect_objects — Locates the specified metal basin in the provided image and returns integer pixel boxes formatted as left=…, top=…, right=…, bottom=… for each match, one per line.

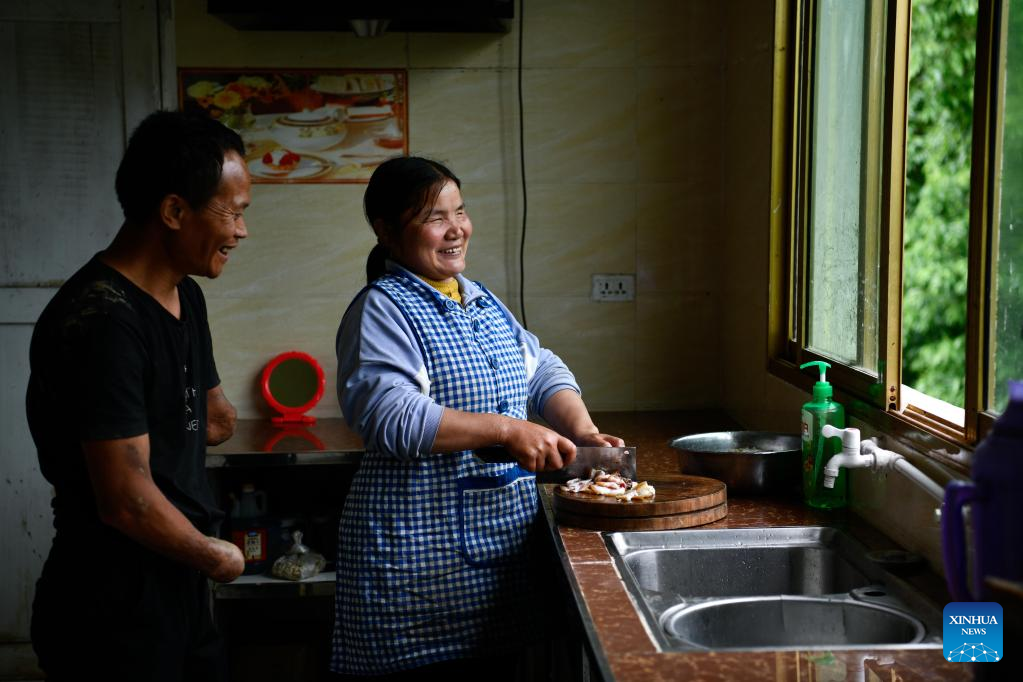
left=670, top=431, right=801, bottom=495
left=663, top=596, right=926, bottom=649
left=605, top=527, right=943, bottom=652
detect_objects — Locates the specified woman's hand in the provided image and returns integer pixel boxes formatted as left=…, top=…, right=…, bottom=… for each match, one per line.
left=541, top=389, right=625, bottom=448
left=501, top=418, right=577, bottom=472
left=574, top=432, right=625, bottom=448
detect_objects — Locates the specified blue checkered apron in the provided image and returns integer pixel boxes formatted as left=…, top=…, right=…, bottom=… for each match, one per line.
left=331, top=272, right=538, bottom=675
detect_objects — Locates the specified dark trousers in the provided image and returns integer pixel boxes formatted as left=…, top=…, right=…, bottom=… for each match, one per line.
left=331, top=652, right=521, bottom=681
left=31, top=530, right=228, bottom=682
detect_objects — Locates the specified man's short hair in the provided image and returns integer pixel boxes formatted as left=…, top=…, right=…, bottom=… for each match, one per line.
left=115, top=110, right=245, bottom=224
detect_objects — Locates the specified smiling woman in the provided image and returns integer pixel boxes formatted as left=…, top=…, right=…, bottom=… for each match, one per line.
left=331, top=156, right=624, bottom=679
left=378, top=180, right=472, bottom=282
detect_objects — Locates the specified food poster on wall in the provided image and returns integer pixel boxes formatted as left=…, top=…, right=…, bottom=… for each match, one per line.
left=178, top=68, right=408, bottom=183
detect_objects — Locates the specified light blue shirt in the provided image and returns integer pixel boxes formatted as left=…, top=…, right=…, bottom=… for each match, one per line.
left=336, top=262, right=580, bottom=458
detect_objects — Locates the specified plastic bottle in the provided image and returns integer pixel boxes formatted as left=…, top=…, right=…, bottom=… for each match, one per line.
left=229, top=483, right=269, bottom=575
left=799, top=361, right=848, bottom=509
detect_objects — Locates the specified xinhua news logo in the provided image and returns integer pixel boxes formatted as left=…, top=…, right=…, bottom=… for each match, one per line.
left=944, top=602, right=1003, bottom=662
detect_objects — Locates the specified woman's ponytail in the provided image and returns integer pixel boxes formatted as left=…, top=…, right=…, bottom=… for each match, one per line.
left=366, top=243, right=389, bottom=284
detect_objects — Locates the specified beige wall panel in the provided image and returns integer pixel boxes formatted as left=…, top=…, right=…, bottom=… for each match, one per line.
left=459, top=182, right=514, bottom=301
left=636, top=183, right=720, bottom=295
left=718, top=2, right=774, bottom=431
left=725, top=0, right=776, bottom=63
left=409, top=30, right=518, bottom=70
left=522, top=0, right=635, bottom=68
left=407, top=69, right=517, bottom=184
left=523, top=183, right=637, bottom=297
left=199, top=184, right=370, bottom=300
left=635, top=0, right=725, bottom=67
left=522, top=68, right=637, bottom=183
left=636, top=66, right=722, bottom=188
left=636, top=292, right=720, bottom=409
left=526, top=296, right=636, bottom=412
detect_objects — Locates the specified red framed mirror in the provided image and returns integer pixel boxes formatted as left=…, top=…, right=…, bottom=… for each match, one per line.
left=261, top=351, right=325, bottom=425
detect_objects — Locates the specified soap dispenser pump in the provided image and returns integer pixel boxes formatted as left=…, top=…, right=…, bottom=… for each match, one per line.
left=799, top=361, right=848, bottom=509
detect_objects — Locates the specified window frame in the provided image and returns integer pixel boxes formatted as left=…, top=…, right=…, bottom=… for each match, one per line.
left=770, top=0, right=1006, bottom=464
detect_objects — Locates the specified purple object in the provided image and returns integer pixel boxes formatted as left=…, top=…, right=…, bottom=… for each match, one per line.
left=942, top=380, right=1023, bottom=601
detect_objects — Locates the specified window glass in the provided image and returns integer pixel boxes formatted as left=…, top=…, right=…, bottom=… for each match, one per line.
left=807, top=0, right=882, bottom=371
left=994, top=4, right=1023, bottom=412
left=901, top=0, right=977, bottom=410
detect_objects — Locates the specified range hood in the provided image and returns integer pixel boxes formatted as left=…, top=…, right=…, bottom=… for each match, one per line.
left=207, top=1, right=514, bottom=35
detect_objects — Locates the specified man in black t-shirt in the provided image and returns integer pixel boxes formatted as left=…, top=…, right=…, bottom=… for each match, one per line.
left=26, top=110, right=251, bottom=682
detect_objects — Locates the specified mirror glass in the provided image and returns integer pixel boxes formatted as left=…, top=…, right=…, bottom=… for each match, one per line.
left=261, top=351, right=324, bottom=424
left=268, top=358, right=319, bottom=408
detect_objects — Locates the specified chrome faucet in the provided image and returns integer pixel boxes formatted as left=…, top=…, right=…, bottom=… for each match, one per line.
left=820, top=425, right=945, bottom=501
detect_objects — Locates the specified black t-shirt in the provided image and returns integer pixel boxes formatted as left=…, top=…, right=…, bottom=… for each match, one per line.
left=27, top=254, right=224, bottom=535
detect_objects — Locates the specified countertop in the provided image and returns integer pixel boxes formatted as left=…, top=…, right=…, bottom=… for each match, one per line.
left=538, top=411, right=973, bottom=681
left=206, top=417, right=363, bottom=466
left=208, top=412, right=973, bottom=679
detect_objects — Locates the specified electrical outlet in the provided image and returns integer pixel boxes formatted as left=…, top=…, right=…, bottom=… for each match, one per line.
left=591, top=274, right=635, bottom=302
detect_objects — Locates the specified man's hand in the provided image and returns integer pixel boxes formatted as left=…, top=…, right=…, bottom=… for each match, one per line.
left=84, top=435, right=243, bottom=579
left=204, top=537, right=245, bottom=582
left=206, top=385, right=236, bottom=445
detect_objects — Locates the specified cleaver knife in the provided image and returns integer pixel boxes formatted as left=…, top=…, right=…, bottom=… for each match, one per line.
left=475, top=445, right=637, bottom=483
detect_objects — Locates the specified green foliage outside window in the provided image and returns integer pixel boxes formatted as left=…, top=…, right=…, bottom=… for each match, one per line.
left=903, top=0, right=977, bottom=407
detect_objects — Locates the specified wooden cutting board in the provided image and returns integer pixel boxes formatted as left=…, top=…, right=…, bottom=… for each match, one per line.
left=553, top=475, right=728, bottom=530
left=555, top=501, right=727, bottom=531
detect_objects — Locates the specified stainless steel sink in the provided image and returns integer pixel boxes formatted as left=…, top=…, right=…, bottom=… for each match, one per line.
left=605, top=527, right=943, bottom=652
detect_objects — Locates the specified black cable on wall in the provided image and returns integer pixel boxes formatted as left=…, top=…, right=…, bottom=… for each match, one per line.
left=517, top=0, right=528, bottom=330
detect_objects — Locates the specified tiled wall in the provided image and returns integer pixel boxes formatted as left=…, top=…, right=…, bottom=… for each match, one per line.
left=177, top=0, right=733, bottom=419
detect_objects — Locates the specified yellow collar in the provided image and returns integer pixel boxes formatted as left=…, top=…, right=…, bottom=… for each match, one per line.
left=422, top=276, right=461, bottom=304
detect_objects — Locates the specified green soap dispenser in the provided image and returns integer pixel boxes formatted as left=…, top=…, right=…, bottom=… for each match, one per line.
left=799, top=361, right=848, bottom=509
